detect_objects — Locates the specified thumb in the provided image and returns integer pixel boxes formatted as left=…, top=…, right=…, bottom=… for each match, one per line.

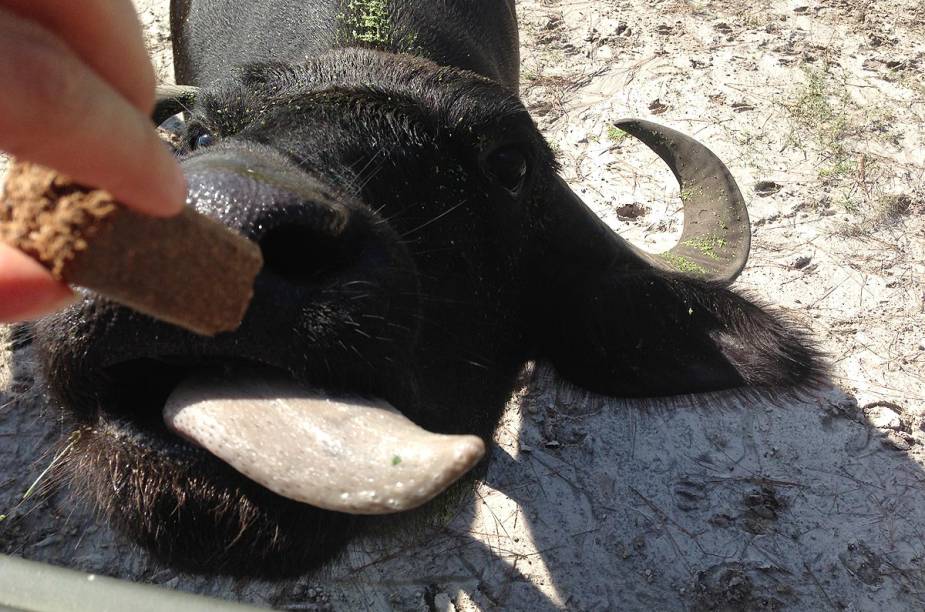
left=0, top=242, right=74, bottom=322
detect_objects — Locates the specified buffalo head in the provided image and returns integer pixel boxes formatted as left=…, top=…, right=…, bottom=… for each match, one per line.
left=32, top=49, right=820, bottom=576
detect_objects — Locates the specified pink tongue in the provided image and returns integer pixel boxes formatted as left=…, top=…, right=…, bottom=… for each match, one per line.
left=163, top=374, right=485, bottom=515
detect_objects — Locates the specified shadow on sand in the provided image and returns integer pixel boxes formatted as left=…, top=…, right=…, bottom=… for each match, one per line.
left=3, top=339, right=925, bottom=610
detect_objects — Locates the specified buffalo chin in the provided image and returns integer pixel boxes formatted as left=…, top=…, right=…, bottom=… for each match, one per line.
left=59, top=410, right=356, bottom=577
left=52, top=359, right=362, bottom=577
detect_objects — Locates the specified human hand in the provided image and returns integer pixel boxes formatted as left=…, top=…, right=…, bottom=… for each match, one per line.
left=0, top=0, right=186, bottom=321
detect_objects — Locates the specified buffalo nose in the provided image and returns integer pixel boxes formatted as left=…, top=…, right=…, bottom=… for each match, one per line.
left=181, top=146, right=357, bottom=285
left=259, top=221, right=354, bottom=284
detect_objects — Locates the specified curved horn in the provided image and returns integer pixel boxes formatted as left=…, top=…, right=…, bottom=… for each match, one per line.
left=611, top=118, right=751, bottom=284
left=153, top=85, right=200, bottom=125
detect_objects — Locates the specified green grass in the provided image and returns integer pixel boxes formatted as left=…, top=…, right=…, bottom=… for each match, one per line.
left=340, top=0, right=391, bottom=46
left=789, top=66, right=853, bottom=178
left=679, top=186, right=705, bottom=203
left=785, top=63, right=891, bottom=212
left=836, top=193, right=917, bottom=237
left=607, top=126, right=628, bottom=143
left=660, top=252, right=706, bottom=274
left=818, top=158, right=857, bottom=181
left=682, top=234, right=727, bottom=260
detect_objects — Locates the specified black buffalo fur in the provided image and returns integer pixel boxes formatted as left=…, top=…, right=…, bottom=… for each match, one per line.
left=31, top=8, right=823, bottom=577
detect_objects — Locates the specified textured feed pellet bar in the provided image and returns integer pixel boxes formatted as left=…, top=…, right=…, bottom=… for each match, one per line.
left=0, top=161, right=263, bottom=335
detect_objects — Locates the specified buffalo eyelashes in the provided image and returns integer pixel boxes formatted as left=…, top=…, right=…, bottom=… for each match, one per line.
left=485, top=146, right=528, bottom=194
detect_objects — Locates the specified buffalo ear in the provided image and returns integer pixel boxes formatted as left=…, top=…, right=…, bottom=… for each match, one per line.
left=527, top=119, right=821, bottom=397
left=532, top=268, right=821, bottom=397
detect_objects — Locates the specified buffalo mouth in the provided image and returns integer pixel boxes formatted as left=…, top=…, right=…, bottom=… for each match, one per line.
left=89, top=355, right=484, bottom=516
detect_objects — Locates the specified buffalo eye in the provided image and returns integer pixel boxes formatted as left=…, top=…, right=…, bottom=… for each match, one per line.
left=485, top=146, right=528, bottom=194
left=189, top=130, right=216, bottom=150
left=195, top=133, right=216, bottom=149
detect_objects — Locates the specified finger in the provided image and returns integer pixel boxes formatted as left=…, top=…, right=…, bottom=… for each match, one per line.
left=0, top=0, right=155, bottom=113
left=0, top=243, right=74, bottom=322
left=0, top=9, right=185, bottom=217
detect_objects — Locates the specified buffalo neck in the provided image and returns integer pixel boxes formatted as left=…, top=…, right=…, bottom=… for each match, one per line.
left=172, top=0, right=521, bottom=90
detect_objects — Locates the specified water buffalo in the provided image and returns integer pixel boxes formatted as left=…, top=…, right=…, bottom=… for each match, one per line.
left=31, top=0, right=820, bottom=576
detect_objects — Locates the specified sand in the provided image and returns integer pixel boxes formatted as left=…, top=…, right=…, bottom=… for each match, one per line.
left=1, top=0, right=923, bottom=609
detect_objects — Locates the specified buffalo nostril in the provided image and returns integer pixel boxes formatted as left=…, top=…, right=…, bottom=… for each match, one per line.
left=259, top=225, right=353, bottom=283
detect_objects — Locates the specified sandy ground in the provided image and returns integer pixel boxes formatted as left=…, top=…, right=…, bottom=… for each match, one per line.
left=2, top=0, right=925, bottom=610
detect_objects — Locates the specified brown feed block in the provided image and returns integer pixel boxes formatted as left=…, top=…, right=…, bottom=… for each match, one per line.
left=0, top=161, right=263, bottom=335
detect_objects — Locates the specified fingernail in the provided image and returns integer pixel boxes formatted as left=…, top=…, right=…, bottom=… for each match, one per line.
left=166, top=159, right=188, bottom=214
left=151, top=145, right=187, bottom=217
